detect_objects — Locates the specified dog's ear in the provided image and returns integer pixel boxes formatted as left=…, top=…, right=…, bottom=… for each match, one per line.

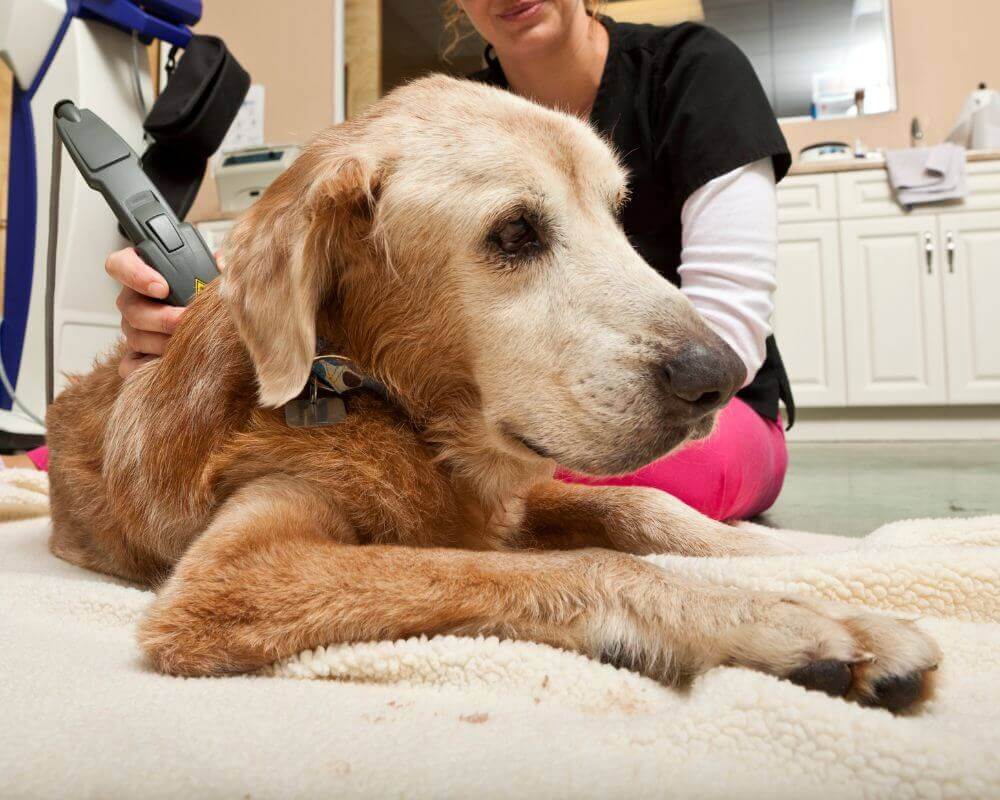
left=221, top=144, right=381, bottom=407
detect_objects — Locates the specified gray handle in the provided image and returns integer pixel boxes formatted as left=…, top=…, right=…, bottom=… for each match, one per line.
left=53, top=100, right=219, bottom=306
left=946, top=231, right=956, bottom=273
left=923, top=232, right=934, bottom=275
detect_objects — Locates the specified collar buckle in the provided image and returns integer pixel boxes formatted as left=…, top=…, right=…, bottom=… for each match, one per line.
left=283, top=352, right=388, bottom=428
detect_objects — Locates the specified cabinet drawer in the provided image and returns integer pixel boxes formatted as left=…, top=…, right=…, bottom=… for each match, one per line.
left=776, top=174, right=838, bottom=222
left=838, top=160, right=1000, bottom=219
left=964, top=160, right=1000, bottom=211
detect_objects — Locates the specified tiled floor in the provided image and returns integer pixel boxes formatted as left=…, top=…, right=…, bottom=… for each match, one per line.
left=760, top=441, right=1000, bottom=536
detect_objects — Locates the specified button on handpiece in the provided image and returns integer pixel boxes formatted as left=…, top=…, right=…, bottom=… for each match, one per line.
left=147, top=214, right=184, bottom=252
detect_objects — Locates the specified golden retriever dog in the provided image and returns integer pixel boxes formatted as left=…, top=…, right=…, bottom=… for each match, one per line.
left=47, top=76, right=938, bottom=712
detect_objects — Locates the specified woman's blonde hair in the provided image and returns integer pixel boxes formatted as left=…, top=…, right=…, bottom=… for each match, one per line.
left=441, top=1, right=605, bottom=62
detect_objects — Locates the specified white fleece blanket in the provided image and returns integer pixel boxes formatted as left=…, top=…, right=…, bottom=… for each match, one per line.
left=1, top=468, right=998, bottom=800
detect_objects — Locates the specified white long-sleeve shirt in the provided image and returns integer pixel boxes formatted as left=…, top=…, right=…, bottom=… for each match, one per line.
left=678, top=158, right=778, bottom=386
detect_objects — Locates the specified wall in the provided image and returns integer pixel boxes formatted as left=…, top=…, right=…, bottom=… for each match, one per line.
left=187, top=0, right=337, bottom=222
left=780, top=0, right=1000, bottom=159
left=187, top=0, right=382, bottom=221
left=345, top=0, right=381, bottom=118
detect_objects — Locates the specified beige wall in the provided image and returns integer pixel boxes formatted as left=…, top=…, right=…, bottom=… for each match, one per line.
left=188, top=0, right=337, bottom=221
left=780, top=0, right=1000, bottom=159
left=188, top=0, right=382, bottom=221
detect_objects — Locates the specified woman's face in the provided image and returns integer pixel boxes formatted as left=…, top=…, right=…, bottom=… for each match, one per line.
left=457, top=0, right=587, bottom=57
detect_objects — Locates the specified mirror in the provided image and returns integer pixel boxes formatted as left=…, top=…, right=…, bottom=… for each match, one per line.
left=608, top=0, right=898, bottom=120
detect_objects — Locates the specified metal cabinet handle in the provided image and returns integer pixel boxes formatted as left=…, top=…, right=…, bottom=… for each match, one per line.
left=946, top=231, right=956, bottom=273
left=923, top=232, right=934, bottom=274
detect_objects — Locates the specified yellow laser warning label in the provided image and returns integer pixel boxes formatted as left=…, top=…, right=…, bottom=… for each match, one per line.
left=194, top=278, right=207, bottom=294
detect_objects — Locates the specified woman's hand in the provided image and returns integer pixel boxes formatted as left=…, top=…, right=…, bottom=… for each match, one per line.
left=107, top=247, right=188, bottom=378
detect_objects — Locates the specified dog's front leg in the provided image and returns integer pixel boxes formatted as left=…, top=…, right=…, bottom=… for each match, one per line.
left=521, top=481, right=793, bottom=557
left=137, top=475, right=938, bottom=711
left=137, top=474, right=650, bottom=677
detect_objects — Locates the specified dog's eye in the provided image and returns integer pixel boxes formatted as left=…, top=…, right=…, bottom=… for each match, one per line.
left=495, top=216, right=539, bottom=256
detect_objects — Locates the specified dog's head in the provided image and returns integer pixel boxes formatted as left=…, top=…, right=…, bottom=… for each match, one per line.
left=222, top=76, right=745, bottom=476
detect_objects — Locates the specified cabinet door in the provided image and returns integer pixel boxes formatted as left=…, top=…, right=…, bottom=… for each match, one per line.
left=774, top=222, right=846, bottom=406
left=840, top=217, right=948, bottom=405
left=939, top=212, right=1000, bottom=403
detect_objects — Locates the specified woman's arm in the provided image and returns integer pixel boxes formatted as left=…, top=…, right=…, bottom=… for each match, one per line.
left=678, top=157, right=777, bottom=386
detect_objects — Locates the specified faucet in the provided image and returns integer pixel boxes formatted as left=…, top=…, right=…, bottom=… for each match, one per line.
left=911, top=117, right=924, bottom=148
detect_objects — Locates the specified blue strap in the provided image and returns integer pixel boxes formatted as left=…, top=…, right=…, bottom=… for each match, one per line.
left=0, top=0, right=77, bottom=410
left=0, top=0, right=74, bottom=409
left=0, top=85, right=39, bottom=411
left=78, top=0, right=194, bottom=48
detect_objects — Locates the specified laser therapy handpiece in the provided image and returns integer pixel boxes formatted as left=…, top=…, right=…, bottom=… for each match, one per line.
left=53, top=100, right=219, bottom=306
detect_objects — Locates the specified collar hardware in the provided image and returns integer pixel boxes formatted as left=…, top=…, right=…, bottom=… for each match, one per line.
left=283, top=353, right=389, bottom=428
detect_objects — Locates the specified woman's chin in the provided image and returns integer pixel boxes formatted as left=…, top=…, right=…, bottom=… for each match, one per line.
left=493, top=6, right=567, bottom=52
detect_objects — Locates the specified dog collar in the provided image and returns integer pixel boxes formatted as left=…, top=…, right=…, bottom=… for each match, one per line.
left=284, top=347, right=389, bottom=428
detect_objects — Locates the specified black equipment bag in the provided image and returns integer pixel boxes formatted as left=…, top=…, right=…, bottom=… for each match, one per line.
left=141, top=35, right=250, bottom=219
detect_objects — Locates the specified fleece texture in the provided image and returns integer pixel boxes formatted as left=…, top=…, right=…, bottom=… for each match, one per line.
left=1, top=469, right=998, bottom=799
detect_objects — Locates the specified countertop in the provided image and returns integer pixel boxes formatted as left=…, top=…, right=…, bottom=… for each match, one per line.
left=788, top=147, right=1000, bottom=176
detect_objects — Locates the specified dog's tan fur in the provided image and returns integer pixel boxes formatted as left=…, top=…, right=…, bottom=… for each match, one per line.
left=47, top=77, right=938, bottom=710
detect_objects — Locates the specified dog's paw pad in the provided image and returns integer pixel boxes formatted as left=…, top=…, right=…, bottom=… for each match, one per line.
left=858, top=669, right=935, bottom=713
left=786, top=659, right=853, bottom=698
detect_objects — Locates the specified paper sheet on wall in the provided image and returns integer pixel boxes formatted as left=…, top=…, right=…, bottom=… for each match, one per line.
left=211, top=84, right=265, bottom=172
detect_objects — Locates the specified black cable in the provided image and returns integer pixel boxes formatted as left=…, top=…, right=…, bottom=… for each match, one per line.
left=45, top=111, right=61, bottom=409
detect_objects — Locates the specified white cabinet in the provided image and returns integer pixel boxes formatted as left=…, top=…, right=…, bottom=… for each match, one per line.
left=776, top=174, right=838, bottom=223
left=776, top=161, right=1000, bottom=416
left=774, top=222, right=846, bottom=406
left=774, top=162, right=1000, bottom=436
left=775, top=161, right=1000, bottom=420
left=839, top=217, right=948, bottom=405
left=939, top=211, right=1000, bottom=403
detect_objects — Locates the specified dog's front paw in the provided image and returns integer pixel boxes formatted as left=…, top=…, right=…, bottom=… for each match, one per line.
left=728, top=597, right=941, bottom=713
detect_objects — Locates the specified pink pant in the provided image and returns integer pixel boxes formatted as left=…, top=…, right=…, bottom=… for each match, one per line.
left=26, top=446, right=49, bottom=471
left=556, top=397, right=787, bottom=521
left=24, top=398, right=785, bottom=521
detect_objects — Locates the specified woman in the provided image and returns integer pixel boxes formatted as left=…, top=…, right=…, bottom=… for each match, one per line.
left=17, top=0, right=795, bottom=522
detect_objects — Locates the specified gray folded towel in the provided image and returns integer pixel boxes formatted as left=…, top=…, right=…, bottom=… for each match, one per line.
left=885, top=143, right=967, bottom=208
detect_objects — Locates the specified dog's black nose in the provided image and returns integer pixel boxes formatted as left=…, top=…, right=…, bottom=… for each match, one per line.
left=662, top=342, right=742, bottom=412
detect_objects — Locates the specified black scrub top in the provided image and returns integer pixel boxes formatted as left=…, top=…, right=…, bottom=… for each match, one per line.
left=470, top=16, right=796, bottom=425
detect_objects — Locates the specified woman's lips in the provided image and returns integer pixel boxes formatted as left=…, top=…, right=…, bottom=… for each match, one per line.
left=497, top=0, right=545, bottom=23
